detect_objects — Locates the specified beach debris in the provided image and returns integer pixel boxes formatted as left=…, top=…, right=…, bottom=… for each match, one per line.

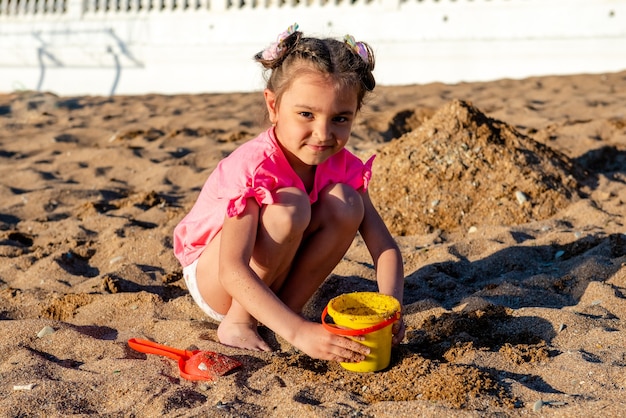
left=215, top=400, right=231, bottom=411
left=533, top=399, right=568, bottom=411
left=13, top=383, right=36, bottom=391
left=558, top=323, right=566, bottom=333
left=197, top=383, right=211, bottom=392
left=36, top=326, right=55, bottom=338
left=515, top=190, right=529, bottom=205
left=107, top=131, right=120, bottom=143
left=554, top=250, right=565, bottom=260
left=109, top=255, right=124, bottom=265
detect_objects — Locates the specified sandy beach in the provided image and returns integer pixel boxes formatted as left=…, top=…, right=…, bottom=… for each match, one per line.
left=1, top=70, right=625, bottom=417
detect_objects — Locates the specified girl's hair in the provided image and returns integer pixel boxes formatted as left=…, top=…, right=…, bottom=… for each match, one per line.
left=254, top=30, right=376, bottom=111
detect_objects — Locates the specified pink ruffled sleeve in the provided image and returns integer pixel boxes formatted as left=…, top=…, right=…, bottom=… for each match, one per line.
left=360, top=155, right=375, bottom=191
left=336, top=152, right=375, bottom=192
left=173, top=128, right=294, bottom=267
left=220, top=155, right=291, bottom=217
left=225, top=181, right=276, bottom=217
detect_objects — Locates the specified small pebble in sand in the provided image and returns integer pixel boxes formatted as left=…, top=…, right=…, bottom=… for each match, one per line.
left=13, top=384, right=36, bottom=391
left=515, top=190, right=529, bottom=205
left=36, top=326, right=55, bottom=338
left=533, top=399, right=543, bottom=412
left=215, top=401, right=230, bottom=411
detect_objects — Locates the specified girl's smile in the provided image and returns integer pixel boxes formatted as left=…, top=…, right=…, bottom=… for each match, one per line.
left=308, top=144, right=332, bottom=152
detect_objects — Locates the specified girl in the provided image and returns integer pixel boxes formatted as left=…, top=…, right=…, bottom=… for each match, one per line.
left=174, top=24, right=405, bottom=363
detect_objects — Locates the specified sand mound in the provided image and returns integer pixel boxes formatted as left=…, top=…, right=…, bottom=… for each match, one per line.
left=369, top=100, right=585, bottom=235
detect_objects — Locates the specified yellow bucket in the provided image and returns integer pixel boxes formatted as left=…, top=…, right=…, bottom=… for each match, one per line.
left=322, top=292, right=400, bottom=372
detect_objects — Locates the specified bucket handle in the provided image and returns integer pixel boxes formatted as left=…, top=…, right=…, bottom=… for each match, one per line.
left=321, top=306, right=400, bottom=336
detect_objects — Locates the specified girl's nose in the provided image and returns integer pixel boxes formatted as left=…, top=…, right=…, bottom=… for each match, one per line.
left=313, top=121, right=332, bottom=142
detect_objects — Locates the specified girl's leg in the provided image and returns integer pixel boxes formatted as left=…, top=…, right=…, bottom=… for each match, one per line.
left=195, top=187, right=311, bottom=350
left=278, top=183, right=364, bottom=312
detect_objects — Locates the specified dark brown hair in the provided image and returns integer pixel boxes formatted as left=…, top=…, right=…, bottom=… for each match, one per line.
left=254, top=31, right=376, bottom=111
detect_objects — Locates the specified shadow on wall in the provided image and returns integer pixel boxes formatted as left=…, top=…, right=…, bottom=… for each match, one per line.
left=33, top=28, right=143, bottom=96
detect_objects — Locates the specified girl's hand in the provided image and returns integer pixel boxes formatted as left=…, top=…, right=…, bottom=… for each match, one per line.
left=292, top=321, right=370, bottom=363
left=392, top=314, right=406, bottom=346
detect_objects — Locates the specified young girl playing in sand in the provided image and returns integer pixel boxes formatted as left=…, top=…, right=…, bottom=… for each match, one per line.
left=173, top=24, right=405, bottom=363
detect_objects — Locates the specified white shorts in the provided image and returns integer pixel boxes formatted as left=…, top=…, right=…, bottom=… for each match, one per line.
left=182, top=259, right=226, bottom=322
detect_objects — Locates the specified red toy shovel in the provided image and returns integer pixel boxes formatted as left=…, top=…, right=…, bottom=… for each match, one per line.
left=128, top=338, right=242, bottom=381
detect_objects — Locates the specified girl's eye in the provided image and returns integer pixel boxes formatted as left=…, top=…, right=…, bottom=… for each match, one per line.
left=333, top=116, right=350, bottom=123
left=299, top=112, right=313, bottom=118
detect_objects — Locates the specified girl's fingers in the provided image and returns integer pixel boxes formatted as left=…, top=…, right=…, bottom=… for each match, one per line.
left=331, top=336, right=369, bottom=362
left=392, top=319, right=406, bottom=345
left=343, top=337, right=370, bottom=354
left=337, top=347, right=366, bottom=363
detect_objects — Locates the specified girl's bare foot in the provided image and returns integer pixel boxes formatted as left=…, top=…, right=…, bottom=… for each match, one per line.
left=217, top=317, right=272, bottom=352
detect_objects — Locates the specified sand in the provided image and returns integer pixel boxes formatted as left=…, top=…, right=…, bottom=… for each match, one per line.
left=1, top=71, right=625, bottom=417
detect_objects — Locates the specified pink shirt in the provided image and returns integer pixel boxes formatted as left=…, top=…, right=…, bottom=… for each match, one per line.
left=173, top=127, right=375, bottom=267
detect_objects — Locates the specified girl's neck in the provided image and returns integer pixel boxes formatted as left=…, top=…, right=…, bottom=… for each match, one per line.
left=297, top=165, right=316, bottom=193
left=287, top=152, right=316, bottom=192
left=275, top=136, right=316, bottom=192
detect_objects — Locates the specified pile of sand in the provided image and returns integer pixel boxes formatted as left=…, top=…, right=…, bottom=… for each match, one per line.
left=369, top=99, right=585, bottom=235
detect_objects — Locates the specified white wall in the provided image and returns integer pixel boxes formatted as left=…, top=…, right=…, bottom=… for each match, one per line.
left=1, top=0, right=625, bottom=95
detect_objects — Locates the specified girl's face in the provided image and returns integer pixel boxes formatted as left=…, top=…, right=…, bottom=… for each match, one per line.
left=264, top=71, right=358, bottom=174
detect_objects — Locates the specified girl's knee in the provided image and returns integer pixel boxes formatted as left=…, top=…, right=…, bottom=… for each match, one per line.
left=261, top=187, right=311, bottom=238
left=318, top=183, right=364, bottom=227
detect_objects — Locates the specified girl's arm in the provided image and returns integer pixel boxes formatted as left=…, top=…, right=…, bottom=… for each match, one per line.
left=218, top=198, right=371, bottom=361
left=358, top=191, right=406, bottom=344
left=218, top=198, right=302, bottom=339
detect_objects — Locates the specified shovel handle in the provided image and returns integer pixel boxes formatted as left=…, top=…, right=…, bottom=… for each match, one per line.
left=128, top=338, right=195, bottom=361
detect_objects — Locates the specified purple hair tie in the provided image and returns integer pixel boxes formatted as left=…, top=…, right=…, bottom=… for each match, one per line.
left=344, top=35, right=369, bottom=63
left=261, top=23, right=299, bottom=61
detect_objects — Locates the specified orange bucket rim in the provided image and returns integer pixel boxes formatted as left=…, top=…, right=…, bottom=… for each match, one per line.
left=322, top=306, right=400, bottom=336
left=321, top=292, right=401, bottom=336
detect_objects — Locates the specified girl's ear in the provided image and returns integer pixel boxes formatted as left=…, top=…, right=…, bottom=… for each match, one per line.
left=264, top=89, right=278, bottom=124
